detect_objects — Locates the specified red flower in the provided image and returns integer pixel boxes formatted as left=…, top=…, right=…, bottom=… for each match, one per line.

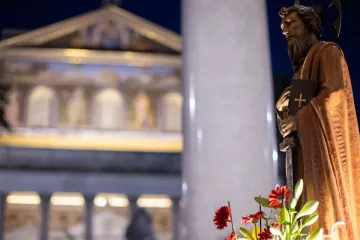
left=255, top=211, right=265, bottom=219
left=268, top=186, right=291, bottom=208
left=213, top=206, right=231, bottom=229
left=224, top=231, right=237, bottom=240
left=241, top=211, right=265, bottom=225
left=258, top=226, right=273, bottom=240
left=271, top=222, right=281, bottom=229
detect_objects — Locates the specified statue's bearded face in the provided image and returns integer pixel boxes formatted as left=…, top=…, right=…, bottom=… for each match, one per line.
left=281, top=11, right=313, bottom=72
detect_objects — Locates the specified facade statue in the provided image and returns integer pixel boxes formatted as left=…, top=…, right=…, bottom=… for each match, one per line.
left=5, top=86, right=20, bottom=127
left=92, top=20, right=131, bottom=50
left=67, top=87, right=87, bottom=127
left=276, top=5, right=360, bottom=239
left=161, top=92, right=182, bottom=132
left=133, top=90, right=154, bottom=129
left=27, top=86, right=54, bottom=127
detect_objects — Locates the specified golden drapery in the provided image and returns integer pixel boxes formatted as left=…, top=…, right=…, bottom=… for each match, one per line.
left=286, top=42, right=360, bottom=239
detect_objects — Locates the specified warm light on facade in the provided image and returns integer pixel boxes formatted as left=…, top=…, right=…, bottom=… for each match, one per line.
left=6, top=193, right=173, bottom=208
left=123, top=52, right=134, bottom=59
left=95, top=194, right=129, bottom=207
left=108, top=197, right=129, bottom=207
left=94, top=196, right=107, bottom=207
left=50, top=193, right=84, bottom=206
left=6, top=192, right=40, bottom=205
left=63, top=49, right=90, bottom=57
left=137, top=195, right=172, bottom=208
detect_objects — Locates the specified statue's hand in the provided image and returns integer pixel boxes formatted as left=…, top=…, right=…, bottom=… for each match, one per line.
left=280, top=115, right=296, bottom=137
left=276, top=86, right=291, bottom=112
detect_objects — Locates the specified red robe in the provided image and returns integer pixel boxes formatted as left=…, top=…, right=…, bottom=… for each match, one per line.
left=279, top=41, right=360, bottom=239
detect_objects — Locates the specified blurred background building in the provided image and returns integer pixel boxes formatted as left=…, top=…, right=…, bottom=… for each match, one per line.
left=0, top=0, right=359, bottom=239
left=0, top=2, right=182, bottom=240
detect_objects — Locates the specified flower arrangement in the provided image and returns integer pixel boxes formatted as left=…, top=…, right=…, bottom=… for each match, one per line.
left=213, top=179, right=323, bottom=240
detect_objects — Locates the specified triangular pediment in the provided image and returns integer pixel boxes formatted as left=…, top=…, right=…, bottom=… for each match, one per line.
left=0, top=6, right=181, bottom=54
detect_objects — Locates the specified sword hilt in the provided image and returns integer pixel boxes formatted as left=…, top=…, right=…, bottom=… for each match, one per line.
left=280, top=136, right=296, bottom=152
left=279, top=107, right=296, bottom=152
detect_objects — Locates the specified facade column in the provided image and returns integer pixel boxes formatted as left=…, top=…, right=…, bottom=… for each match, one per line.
left=182, top=0, right=278, bottom=239
left=127, top=195, right=139, bottom=217
left=0, top=193, right=7, bottom=240
left=171, top=197, right=180, bottom=240
left=84, top=195, right=95, bottom=240
left=39, top=194, right=51, bottom=240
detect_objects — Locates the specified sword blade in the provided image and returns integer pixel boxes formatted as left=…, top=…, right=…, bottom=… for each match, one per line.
left=286, top=147, right=294, bottom=193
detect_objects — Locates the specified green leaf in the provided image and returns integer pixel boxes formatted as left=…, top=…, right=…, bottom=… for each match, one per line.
left=288, top=208, right=297, bottom=214
left=281, top=221, right=291, bottom=225
left=302, top=214, right=319, bottom=228
left=295, top=201, right=319, bottom=221
left=239, top=227, right=253, bottom=240
left=289, top=198, right=297, bottom=209
left=307, top=228, right=323, bottom=240
left=294, top=179, right=304, bottom=200
left=290, top=180, right=304, bottom=209
left=291, top=222, right=299, bottom=234
left=251, top=226, right=261, bottom=240
left=293, top=233, right=307, bottom=239
left=280, top=207, right=290, bottom=223
left=254, top=197, right=270, bottom=208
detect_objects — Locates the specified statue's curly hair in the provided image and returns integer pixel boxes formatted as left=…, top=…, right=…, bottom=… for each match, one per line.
left=279, top=5, right=323, bottom=38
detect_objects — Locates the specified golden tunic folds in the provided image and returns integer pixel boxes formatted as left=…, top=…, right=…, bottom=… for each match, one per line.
left=280, top=41, right=360, bottom=239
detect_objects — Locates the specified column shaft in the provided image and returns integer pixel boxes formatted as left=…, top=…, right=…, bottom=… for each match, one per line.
left=172, top=198, right=180, bottom=240
left=182, top=0, right=278, bottom=239
left=0, top=194, right=6, bottom=240
left=128, top=195, right=139, bottom=217
left=39, top=194, right=51, bottom=240
left=84, top=195, right=94, bottom=240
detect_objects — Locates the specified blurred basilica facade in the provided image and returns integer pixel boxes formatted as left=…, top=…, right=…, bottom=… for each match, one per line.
left=0, top=3, right=182, bottom=240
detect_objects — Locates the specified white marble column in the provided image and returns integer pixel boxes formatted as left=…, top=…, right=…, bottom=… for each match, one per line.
left=182, top=0, right=278, bottom=239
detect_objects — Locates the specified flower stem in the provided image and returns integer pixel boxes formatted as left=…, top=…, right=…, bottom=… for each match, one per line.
left=264, top=218, right=269, bottom=226
left=259, top=198, right=262, bottom=230
left=227, top=201, right=236, bottom=233
left=270, top=209, right=273, bottom=216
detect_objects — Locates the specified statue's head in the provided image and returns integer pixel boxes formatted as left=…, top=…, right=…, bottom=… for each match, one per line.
left=279, top=5, right=322, bottom=72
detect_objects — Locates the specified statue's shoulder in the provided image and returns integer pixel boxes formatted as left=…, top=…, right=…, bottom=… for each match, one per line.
left=316, top=41, right=344, bottom=60
left=304, top=42, right=344, bottom=76
left=320, top=41, right=343, bottom=52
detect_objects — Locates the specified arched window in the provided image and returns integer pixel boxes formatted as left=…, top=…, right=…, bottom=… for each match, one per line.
left=27, top=86, right=56, bottom=127
left=93, top=88, right=124, bottom=129
left=159, top=92, right=182, bottom=132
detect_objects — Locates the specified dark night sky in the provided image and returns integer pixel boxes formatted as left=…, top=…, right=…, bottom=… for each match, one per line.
left=0, top=0, right=358, bottom=117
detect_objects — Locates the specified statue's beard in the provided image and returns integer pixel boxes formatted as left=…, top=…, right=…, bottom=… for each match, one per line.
left=287, top=35, right=314, bottom=73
